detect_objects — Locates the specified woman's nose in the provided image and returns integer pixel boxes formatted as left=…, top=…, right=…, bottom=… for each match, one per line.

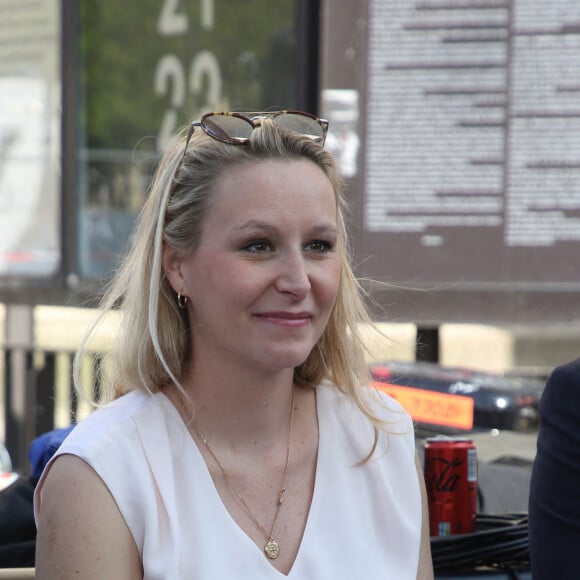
left=275, top=252, right=311, bottom=299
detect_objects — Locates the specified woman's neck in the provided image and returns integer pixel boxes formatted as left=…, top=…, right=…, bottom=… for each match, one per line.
left=176, top=362, right=297, bottom=448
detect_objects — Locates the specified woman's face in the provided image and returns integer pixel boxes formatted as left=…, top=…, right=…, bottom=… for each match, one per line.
left=167, top=158, right=341, bottom=374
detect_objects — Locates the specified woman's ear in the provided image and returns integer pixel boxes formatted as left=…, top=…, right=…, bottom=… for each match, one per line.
left=162, top=241, right=184, bottom=294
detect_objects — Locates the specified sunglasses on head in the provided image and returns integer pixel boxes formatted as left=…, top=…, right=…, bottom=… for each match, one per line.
left=177, top=110, right=329, bottom=165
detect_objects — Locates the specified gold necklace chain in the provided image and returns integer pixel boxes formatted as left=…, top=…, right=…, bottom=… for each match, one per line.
left=192, top=390, right=295, bottom=560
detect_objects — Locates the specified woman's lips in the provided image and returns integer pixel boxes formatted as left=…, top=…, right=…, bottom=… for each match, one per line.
left=254, top=311, right=313, bottom=327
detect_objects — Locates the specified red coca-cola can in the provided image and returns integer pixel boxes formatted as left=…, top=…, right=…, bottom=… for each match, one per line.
left=424, top=437, right=477, bottom=536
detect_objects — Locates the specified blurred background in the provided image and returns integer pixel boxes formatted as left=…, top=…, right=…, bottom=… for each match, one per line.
left=1, top=0, right=580, bottom=478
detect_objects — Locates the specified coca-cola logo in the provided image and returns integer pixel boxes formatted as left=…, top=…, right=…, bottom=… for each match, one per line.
left=426, top=457, right=464, bottom=493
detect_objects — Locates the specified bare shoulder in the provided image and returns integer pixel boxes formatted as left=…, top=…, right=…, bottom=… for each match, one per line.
left=36, top=454, right=142, bottom=580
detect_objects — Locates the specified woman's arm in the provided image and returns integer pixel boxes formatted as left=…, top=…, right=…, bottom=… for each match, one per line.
left=35, top=454, right=143, bottom=580
left=415, top=452, right=434, bottom=580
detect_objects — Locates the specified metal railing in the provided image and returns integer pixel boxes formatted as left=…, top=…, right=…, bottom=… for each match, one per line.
left=1, top=348, right=99, bottom=472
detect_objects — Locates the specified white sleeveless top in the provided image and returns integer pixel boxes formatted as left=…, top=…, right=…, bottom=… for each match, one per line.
left=35, top=385, right=422, bottom=579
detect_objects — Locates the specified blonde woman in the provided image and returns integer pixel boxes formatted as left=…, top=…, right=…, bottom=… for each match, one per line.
left=35, top=112, right=433, bottom=579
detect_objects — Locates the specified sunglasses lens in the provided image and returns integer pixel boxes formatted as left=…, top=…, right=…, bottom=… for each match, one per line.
left=273, top=113, right=325, bottom=142
left=203, top=114, right=254, bottom=142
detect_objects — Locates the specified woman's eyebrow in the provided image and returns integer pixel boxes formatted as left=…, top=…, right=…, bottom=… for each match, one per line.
left=309, top=224, right=338, bottom=236
left=234, top=221, right=277, bottom=234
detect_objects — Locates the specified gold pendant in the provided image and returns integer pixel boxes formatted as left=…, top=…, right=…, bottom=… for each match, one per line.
left=264, top=538, right=280, bottom=559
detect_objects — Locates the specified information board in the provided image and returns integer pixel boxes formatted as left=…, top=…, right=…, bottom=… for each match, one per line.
left=0, top=0, right=60, bottom=278
left=364, top=0, right=580, bottom=292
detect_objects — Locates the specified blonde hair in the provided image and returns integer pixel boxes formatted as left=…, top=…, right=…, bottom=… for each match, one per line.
left=75, top=118, right=385, bottom=428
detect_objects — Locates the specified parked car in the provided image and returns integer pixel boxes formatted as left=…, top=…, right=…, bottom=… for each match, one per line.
left=370, top=360, right=543, bottom=433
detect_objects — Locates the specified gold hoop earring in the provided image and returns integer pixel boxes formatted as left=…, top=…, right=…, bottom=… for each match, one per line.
left=177, top=291, right=188, bottom=310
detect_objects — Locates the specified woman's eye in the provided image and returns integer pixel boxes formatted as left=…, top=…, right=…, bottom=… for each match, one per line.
left=305, top=239, right=334, bottom=253
left=242, top=239, right=272, bottom=253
